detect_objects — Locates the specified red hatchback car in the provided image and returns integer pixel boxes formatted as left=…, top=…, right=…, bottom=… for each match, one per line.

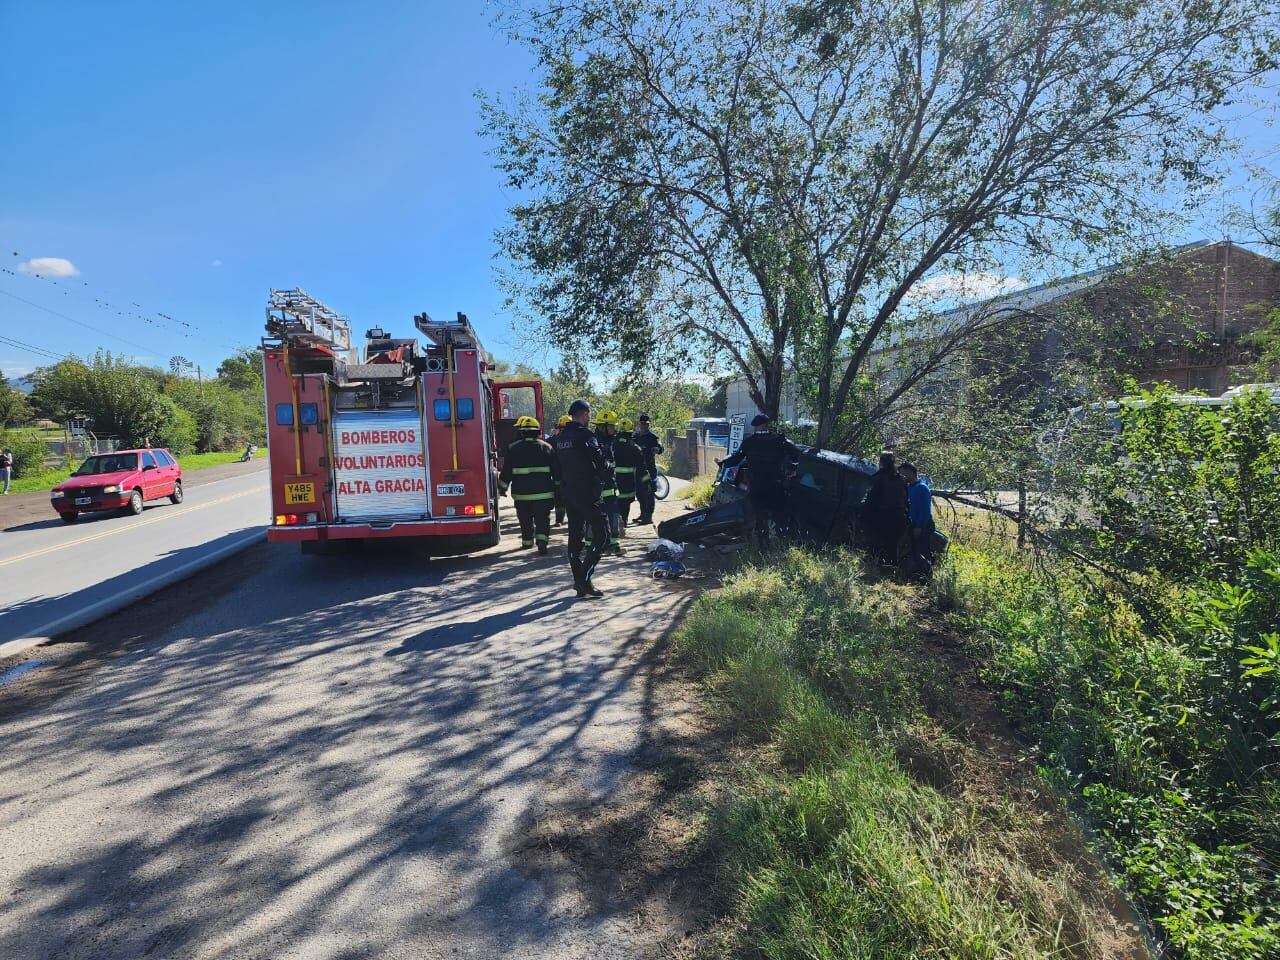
left=50, top=448, right=184, bottom=523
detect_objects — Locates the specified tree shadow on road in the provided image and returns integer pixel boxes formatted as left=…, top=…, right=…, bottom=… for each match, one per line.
left=0, top=513, right=702, bottom=959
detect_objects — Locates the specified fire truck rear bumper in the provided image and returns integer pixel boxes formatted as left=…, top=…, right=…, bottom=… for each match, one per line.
left=268, top=518, right=495, bottom=542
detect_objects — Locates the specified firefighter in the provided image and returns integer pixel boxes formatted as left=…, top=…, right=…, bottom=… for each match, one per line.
left=498, top=416, right=556, bottom=555
left=719, top=413, right=801, bottom=549
left=632, top=413, right=663, bottom=525
left=551, top=414, right=571, bottom=526
left=551, top=399, right=610, bottom=598
left=591, top=408, right=623, bottom=555
left=613, top=418, right=650, bottom=534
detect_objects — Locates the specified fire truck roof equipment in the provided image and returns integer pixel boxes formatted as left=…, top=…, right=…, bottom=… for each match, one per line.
left=265, top=288, right=356, bottom=363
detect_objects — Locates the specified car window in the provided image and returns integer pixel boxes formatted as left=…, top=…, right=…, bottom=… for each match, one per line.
left=155, top=450, right=175, bottom=466
left=142, top=452, right=157, bottom=469
left=74, top=453, right=140, bottom=475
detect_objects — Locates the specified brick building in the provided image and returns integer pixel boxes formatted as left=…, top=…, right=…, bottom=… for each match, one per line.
left=1065, top=240, right=1280, bottom=394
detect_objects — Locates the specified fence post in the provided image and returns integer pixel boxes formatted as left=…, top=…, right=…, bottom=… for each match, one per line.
left=1017, top=480, right=1027, bottom=550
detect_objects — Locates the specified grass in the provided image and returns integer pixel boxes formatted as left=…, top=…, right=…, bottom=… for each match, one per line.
left=4, top=449, right=263, bottom=495
left=678, top=472, right=717, bottom=509
left=675, top=547, right=1137, bottom=959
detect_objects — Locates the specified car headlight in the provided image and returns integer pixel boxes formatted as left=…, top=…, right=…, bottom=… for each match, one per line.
left=51, top=490, right=65, bottom=499
left=102, top=485, right=120, bottom=494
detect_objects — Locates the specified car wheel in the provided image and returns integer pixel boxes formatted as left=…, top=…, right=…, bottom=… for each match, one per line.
left=126, top=489, right=144, bottom=515
left=60, top=512, right=78, bottom=524
left=170, top=481, right=184, bottom=504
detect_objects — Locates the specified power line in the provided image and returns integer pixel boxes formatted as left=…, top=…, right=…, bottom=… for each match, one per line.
left=0, top=332, right=65, bottom=362
left=0, top=286, right=157, bottom=355
left=4, top=246, right=242, bottom=353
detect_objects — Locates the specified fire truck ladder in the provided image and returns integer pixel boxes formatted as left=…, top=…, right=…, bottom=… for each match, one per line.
left=265, top=288, right=354, bottom=360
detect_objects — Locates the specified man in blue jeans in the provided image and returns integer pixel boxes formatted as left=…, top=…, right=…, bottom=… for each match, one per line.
left=900, top=461, right=933, bottom=579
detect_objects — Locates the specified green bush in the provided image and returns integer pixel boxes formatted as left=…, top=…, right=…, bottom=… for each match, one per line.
left=950, top=544, right=1280, bottom=958
left=0, top=429, right=47, bottom=475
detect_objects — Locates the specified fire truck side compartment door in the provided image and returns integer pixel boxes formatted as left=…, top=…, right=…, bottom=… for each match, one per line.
left=331, top=409, right=430, bottom=521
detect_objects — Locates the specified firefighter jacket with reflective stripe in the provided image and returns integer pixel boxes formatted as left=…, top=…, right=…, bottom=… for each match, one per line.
left=500, top=436, right=556, bottom=502
left=612, top=438, right=650, bottom=499
left=551, top=422, right=609, bottom=503
left=594, top=430, right=618, bottom=499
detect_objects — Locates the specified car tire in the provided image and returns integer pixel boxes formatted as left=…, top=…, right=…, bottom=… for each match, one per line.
left=60, top=512, right=78, bottom=524
left=126, top=489, right=144, bottom=515
left=170, top=481, right=184, bottom=504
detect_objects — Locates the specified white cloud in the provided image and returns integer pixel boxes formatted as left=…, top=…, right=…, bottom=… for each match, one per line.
left=210, top=259, right=223, bottom=267
left=17, top=256, right=79, bottom=278
left=907, top=270, right=1025, bottom=304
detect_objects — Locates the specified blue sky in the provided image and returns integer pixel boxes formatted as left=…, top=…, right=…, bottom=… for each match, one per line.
left=0, top=1, right=540, bottom=381
left=1, top=2, right=1276, bottom=384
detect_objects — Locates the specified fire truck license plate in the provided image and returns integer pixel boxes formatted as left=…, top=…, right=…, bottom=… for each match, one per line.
left=284, top=481, right=315, bottom=505
left=435, top=483, right=465, bottom=497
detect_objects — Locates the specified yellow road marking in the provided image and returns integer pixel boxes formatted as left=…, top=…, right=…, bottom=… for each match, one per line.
left=0, top=485, right=267, bottom=569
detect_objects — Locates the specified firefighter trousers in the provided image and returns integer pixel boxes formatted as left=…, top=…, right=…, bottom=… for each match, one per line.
left=603, top=495, right=621, bottom=547
left=617, top=496, right=635, bottom=533
left=564, top=495, right=607, bottom=588
left=515, top=499, right=552, bottom=549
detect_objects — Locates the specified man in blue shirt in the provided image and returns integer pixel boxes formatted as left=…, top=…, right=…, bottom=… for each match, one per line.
left=900, top=461, right=934, bottom=579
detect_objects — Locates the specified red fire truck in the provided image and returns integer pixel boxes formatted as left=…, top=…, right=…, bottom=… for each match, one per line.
left=260, top=289, right=542, bottom=553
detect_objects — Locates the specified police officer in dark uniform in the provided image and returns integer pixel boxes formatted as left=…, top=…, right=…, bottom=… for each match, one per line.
left=551, top=399, right=610, bottom=598
left=632, top=414, right=663, bottom=525
left=612, top=418, right=651, bottom=533
left=498, top=416, right=556, bottom=555
left=719, top=413, right=801, bottom=548
left=549, top=415, right=571, bottom=525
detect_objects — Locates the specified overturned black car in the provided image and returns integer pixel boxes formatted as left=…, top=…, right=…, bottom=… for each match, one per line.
left=658, top=447, right=948, bottom=562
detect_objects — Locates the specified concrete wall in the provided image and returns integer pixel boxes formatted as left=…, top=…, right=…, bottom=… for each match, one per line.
left=665, top=428, right=721, bottom=480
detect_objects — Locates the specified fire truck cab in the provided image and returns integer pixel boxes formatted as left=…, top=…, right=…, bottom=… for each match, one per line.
left=260, top=289, right=542, bottom=554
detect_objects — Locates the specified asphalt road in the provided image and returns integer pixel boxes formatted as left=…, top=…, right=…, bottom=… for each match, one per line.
left=0, top=483, right=699, bottom=959
left=0, top=469, right=268, bottom=656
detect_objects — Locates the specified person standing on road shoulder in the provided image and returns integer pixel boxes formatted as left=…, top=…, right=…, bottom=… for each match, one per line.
left=0, top=448, right=12, bottom=495
left=498, top=416, right=556, bottom=555
left=719, top=414, right=800, bottom=549
left=900, top=461, right=935, bottom=580
left=633, top=415, right=663, bottom=525
left=863, top=451, right=909, bottom=566
left=551, top=399, right=609, bottom=598
left=612, top=419, right=650, bottom=535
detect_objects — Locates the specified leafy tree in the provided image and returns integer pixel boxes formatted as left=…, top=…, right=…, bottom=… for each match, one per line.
left=28, top=352, right=198, bottom=454
left=215, top=347, right=265, bottom=394
left=0, top=369, right=33, bottom=427
left=485, top=0, right=1278, bottom=449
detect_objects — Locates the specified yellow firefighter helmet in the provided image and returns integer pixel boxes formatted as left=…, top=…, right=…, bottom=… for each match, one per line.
left=556, top=415, right=572, bottom=428
left=618, top=417, right=634, bottom=432
left=592, top=409, right=619, bottom=427
left=515, top=415, right=540, bottom=430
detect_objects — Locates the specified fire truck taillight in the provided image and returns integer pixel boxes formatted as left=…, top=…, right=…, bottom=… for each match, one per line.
left=463, top=504, right=486, bottom=516
left=274, top=513, right=318, bottom=526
